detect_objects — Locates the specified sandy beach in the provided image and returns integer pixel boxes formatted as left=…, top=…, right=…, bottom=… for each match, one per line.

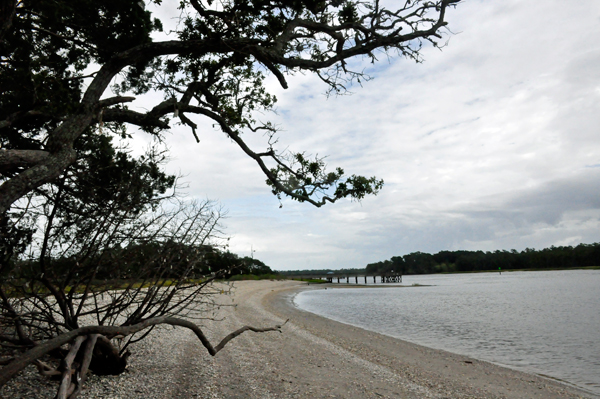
left=2, top=280, right=597, bottom=399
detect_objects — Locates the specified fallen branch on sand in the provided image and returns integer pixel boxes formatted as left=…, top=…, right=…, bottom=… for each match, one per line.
left=0, top=317, right=288, bottom=399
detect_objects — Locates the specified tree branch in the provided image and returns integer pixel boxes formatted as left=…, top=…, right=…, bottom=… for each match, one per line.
left=67, top=334, right=98, bottom=399
left=0, top=110, right=47, bottom=129
left=0, top=149, right=50, bottom=169
left=97, top=96, right=136, bottom=108
left=0, top=316, right=286, bottom=387
left=101, top=109, right=170, bottom=130
left=0, top=0, right=460, bottom=214
left=176, top=104, right=330, bottom=207
left=56, top=336, right=85, bottom=399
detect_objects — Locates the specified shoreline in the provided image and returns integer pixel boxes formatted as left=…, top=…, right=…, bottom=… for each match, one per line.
left=284, top=280, right=590, bottom=388
left=2, top=280, right=597, bottom=398
left=263, top=280, right=597, bottom=398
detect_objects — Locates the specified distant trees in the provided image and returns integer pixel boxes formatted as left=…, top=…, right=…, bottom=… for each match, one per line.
left=239, top=256, right=274, bottom=276
left=366, top=244, right=600, bottom=275
left=202, top=251, right=275, bottom=278
left=366, top=256, right=405, bottom=274
left=281, top=244, right=600, bottom=277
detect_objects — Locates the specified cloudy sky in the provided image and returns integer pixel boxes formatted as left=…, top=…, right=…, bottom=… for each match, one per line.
left=137, top=0, right=600, bottom=271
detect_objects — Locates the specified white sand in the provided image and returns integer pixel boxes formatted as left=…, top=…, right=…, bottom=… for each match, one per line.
left=2, top=280, right=596, bottom=399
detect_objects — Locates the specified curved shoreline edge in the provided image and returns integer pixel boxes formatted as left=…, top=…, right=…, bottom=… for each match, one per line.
left=261, top=280, right=598, bottom=399
left=1, top=280, right=597, bottom=399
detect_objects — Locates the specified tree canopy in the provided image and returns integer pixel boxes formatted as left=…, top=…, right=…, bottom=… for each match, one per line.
left=1, top=0, right=460, bottom=218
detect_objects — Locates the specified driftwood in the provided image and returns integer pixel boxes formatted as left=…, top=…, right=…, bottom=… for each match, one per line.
left=68, top=334, right=98, bottom=399
left=0, top=316, right=288, bottom=395
left=33, top=359, right=61, bottom=376
left=55, top=335, right=85, bottom=399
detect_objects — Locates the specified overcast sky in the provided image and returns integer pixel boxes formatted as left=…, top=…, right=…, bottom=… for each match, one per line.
left=137, top=0, right=600, bottom=271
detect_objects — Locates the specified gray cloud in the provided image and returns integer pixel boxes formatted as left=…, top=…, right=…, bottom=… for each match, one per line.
left=132, top=0, right=600, bottom=270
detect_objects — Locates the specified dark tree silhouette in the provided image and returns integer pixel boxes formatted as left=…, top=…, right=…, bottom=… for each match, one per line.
left=0, top=0, right=460, bottom=214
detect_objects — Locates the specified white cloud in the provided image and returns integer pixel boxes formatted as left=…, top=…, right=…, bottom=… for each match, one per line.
left=132, top=0, right=600, bottom=270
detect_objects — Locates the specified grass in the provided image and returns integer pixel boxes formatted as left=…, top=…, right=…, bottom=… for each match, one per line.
left=1, top=277, right=212, bottom=298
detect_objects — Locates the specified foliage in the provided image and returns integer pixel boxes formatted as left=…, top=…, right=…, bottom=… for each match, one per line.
left=366, top=243, right=600, bottom=275
left=1, top=0, right=461, bottom=216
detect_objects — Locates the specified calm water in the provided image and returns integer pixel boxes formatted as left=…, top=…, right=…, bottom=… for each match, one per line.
left=294, top=270, right=600, bottom=395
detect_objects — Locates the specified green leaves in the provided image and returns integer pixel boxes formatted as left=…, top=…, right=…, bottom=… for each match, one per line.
left=68, top=132, right=176, bottom=216
left=266, top=151, right=383, bottom=206
left=334, top=174, right=384, bottom=201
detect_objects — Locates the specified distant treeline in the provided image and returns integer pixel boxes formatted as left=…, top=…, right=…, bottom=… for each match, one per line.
left=366, top=243, right=600, bottom=275
left=13, top=241, right=275, bottom=282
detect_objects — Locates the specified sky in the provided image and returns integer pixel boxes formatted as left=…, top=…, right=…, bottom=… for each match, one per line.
left=131, top=0, right=600, bottom=271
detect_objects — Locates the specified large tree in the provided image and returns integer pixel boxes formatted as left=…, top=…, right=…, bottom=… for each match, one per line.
left=0, top=0, right=459, bottom=215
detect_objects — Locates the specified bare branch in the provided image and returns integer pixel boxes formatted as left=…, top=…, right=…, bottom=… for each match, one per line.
left=101, top=109, right=170, bottom=130
left=97, top=96, right=136, bottom=108
left=67, top=334, right=98, bottom=399
left=0, top=316, right=286, bottom=387
left=0, top=149, right=50, bottom=169
left=33, top=360, right=61, bottom=376
left=56, top=335, right=85, bottom=399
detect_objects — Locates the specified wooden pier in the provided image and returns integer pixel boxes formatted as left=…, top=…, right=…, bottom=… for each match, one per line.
left=293, top=272, right=402, bottom=284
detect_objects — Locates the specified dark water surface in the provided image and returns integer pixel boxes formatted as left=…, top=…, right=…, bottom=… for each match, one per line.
left=294, top=270, right=600, bottom=395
